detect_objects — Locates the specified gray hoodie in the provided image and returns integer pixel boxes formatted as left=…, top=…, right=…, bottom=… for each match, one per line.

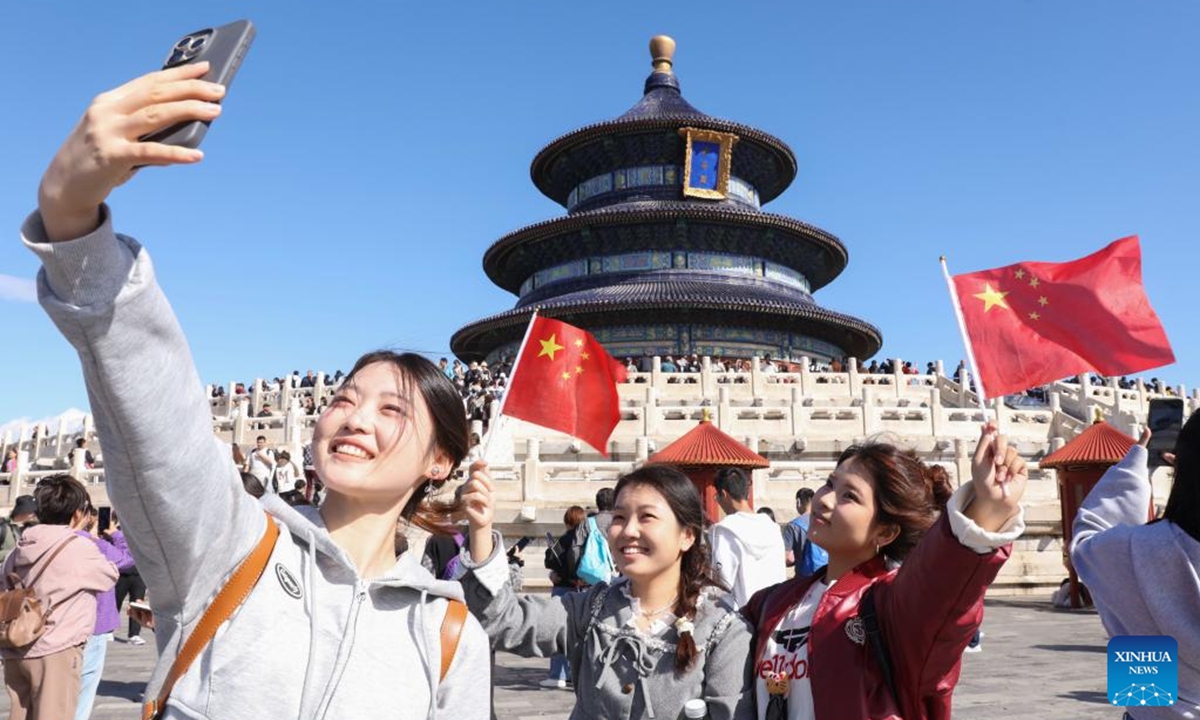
left=1070, top=445, right=1200, bottom=719
left=22, top=207, right=490, bottom=720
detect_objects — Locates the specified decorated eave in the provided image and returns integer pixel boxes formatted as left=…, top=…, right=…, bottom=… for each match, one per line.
left=647, top=417, right=770, bottom=469
left=1040, top=421, right=1135, bottom=469
left=480, top=201, right=850, bottom=294
left=529, top=37, right=798, bottom=207
left=449, top=283, right=884, bottom=362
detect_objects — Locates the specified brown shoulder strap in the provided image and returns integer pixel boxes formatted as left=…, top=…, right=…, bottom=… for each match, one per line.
left=142, top=513, right=279, bottom=720
left=439, top=599, right=468, bottom=683
left=25, top=535, right=78, bottom=589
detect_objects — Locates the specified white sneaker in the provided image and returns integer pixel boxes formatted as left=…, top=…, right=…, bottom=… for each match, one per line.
left=128, top=636, right=147, bottom=646
left=538, top=679, right=567, bottom=689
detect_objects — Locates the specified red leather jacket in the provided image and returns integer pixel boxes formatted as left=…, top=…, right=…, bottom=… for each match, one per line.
left=742, top=515, right=1011, bottom=720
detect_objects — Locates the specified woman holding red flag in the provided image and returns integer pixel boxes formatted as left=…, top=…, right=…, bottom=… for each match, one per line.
left=459, top=462, right=755, bottom=719
left=741, top=424, right=1026, bottom=720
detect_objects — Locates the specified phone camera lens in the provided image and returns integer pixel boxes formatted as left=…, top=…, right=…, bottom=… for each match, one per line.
left=188, top=36, right=208, bottom=52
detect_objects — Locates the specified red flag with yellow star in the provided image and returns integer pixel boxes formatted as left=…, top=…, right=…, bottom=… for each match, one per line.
left=951, top=236, right=1173, bottom=399
left=500, top=316, right=627, bottom=455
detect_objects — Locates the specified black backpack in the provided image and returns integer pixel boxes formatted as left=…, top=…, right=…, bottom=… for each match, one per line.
left=544, top=530, right=577, bottom=583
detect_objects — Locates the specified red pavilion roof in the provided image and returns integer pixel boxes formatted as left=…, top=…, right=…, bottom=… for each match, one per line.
left=1040, top=421, right=1135, bottom=469
left=648, top=418, right=770, bottom=468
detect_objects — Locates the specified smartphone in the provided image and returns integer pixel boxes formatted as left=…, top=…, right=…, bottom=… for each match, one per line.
left=510, top=536, right=533, bottom=553
left=97, top=507, right=112, bottom=534
left=141, top=20, right=256, bottom=149
left=1146, top=398, right=1184, bottom=468
left=128, top=600, right=153, bottom=613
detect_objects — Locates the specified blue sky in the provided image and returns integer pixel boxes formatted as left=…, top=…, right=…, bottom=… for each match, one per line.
left=2, top=2, right=1197, bottom=423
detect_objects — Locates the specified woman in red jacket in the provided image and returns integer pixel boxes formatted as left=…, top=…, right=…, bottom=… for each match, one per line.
left=743, top=424, right=1026, bottom=720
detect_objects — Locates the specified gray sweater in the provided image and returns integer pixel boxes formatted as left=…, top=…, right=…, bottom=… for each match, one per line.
left=461, top=535, right=755, bottom=720
left=1070, top=445, right=1200, bottom=718
left=22, top=207, right=491, bottom=720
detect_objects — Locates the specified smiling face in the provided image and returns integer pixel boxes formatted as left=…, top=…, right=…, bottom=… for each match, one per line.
left=311, top=361, right=449, bottom=503
left=807, top=458, right=897, bottom=559
left=609, top=483, right=696, bottom=581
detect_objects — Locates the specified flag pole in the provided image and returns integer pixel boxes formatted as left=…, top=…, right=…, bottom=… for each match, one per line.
left=480, top=309, right=539, bottom=464
left=940, top=256, right=992, bottom=418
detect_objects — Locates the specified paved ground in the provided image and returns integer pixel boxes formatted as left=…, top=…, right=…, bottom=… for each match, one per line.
left=4, top=598, right=1122, bottom=719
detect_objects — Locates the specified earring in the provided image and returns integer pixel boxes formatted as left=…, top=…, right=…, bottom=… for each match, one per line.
left=430, top=466, right=442, bottom=478
left=423, top=480, right=435, bottom=495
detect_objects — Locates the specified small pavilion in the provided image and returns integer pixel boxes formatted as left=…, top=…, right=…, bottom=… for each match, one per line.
left=648, top=410, right=770, bottom=524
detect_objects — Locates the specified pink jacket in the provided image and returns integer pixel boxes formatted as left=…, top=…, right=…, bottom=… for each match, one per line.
left=0, top=524, right=119, bottom=659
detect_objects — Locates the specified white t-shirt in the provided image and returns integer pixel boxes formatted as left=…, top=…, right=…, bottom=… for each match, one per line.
left=754, top=579, right=830, bottom=720
left=274, top=460, right=299, bottom=492
left=247, top=448, right=276, bottom=483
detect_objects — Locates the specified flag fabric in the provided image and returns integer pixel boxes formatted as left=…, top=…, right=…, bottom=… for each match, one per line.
left=501, top=316, right=627, bottom=455
left=952, top=236, right=1174, bottom=399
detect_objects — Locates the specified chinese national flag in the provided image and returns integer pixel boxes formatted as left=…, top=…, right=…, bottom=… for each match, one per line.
left=952, top=236, right=1174, bottom=399
left=501, top=316, right=628, bottom=455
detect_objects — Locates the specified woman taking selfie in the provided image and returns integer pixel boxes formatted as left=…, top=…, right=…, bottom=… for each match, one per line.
left=23, top=62, right=489, bottom=719
left=459, top=463, right=756, bottom=720
left=742, top=424, right=1026, bottom=720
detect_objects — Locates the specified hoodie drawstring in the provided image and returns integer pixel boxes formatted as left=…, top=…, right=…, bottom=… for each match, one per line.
left=298, top=530, right=320, bottom=717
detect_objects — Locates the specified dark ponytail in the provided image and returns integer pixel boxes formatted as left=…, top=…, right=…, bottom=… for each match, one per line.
left=837, top=443, right=954, bottom=561
left=613, top=465, right=725, bottom=673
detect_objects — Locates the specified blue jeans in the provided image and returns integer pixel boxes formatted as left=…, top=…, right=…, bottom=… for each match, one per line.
left=548, top=586, right=574, bottom=681
left=75, top=632, right=111, bottom=720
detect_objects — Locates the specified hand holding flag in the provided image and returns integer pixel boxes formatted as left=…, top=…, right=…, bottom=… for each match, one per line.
left=968, top=423, right=1027, bottom=531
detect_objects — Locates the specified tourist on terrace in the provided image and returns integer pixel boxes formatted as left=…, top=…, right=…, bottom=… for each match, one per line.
left=460, top=463, right=755, bottom=719
left=1070, top=418, right=1200, bottom=718
left=741, top=424, right=1026, bottom=720
left=23, top=63, right=489, bottom=718
left=3, top=448, right=18, bottom=474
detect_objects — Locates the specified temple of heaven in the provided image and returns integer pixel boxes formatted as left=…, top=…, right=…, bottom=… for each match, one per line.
left=451, top=36, right=881, bottom=365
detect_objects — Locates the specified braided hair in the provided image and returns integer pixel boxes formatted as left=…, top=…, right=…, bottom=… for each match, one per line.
left=613, top=465, right=726, bottom=672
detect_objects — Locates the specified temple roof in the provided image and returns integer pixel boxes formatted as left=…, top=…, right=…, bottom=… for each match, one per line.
left=648, top=416, right=770, bottom=468
left=1040, top=421, right=1136, bottom=469
left=529, top=37, right=797, bottom=207
left=482, top=200, right=849, bottom=294
left=450, top=276, right=883, bottom=361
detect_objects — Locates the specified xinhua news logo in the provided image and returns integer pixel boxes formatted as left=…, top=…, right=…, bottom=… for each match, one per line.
left=1108, top=635, right=1177, bottom=708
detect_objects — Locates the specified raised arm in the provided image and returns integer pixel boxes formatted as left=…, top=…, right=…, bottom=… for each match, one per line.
left=25, top=63, right=264, bottom=622
left=1070, top=434, right=1153, bottom=589
left=458, top=460, right=589, bottom=656
left=879, top=424, right=1026, bottom=708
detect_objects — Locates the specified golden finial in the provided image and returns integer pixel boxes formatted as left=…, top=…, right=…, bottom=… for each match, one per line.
left=650, top=35, right=676, bottom=75
left=701, top=407, right=712, bottom=423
